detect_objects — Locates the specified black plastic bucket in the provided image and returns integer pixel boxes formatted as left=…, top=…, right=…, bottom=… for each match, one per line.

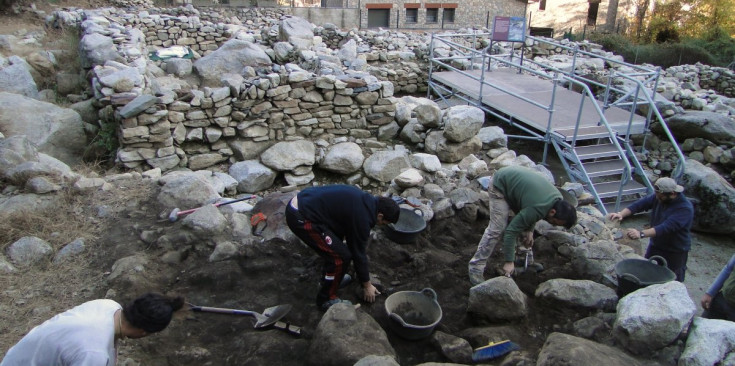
left=614, top=255, right=676, bottom=297
left=384, top=207, right=426, bottom=244
left=384, top=288, right=442, bottom=340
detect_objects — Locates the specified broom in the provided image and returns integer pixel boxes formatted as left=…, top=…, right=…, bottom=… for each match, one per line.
left=471, top=340, right=520, bottom=362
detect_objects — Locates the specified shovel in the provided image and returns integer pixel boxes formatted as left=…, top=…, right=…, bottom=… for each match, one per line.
left=188, top=303, right=300, bottom=335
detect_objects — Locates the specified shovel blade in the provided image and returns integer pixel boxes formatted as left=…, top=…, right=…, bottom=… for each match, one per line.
left=254, top=304, right=292, bottom=328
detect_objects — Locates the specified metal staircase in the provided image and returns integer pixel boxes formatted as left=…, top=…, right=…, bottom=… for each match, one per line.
left=552, top=125, right=649, bottom=212
left=426, top=32, right=687, bottom=215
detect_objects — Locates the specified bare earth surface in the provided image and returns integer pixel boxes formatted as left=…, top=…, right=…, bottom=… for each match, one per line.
left=0, top=4, right=733, bottom=365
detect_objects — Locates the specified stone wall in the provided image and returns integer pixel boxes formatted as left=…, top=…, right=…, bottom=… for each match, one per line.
left=112, top=73, right=398, bottom=171
left=68, top=7, right=427, bottom=172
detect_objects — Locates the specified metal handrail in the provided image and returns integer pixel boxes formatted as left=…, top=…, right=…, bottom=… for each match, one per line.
left=613, top=72, right=687, bottom=179
left=428, top=32, right=645, bottom=211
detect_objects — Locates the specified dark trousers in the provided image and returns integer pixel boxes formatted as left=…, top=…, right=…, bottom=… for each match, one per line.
left=702, top=292, right=735, bottom=321
left=285, top=205, right=351, bottom=306
left=645, top=245, right=688, bottom=282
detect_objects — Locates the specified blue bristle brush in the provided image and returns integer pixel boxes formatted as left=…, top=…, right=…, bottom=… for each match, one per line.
left=471, top=340, right=520, bottom=362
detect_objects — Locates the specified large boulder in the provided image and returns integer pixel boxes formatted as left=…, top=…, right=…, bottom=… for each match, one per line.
left=424, top=131, right=482, bottom=163
left=278, top=16, right=315, bottom=50
left=612, top=281, right=696, bottom=355
left=679, top=317, right=735, bottom=366
left=443, top=105, right=485, bottom=143
left=229, top=160, right=277, bottom=193
left=468, top=276, right=528, bottom=322
left=362, top=150, right=411, bottom=182
left=0, top=56, right=38, bottom=98
left=535, top=279, right=618, bottom=311
left=306, top=303, right=396, bottom=366
left=193, top=39, right=272, bottom=86
left=681, top=159, right=735, bottom=234
left=319, top=142, right=364, bottom=174
left=0, top=92, right=86, bottom=165
left=79, top=33, right=123, bottom=68
left=157, top=173, right=221, bottom=211
left=260, top=140, right=315, bottom=171
left=537, top=332, right=648, bottom=366
left=657, top=111, right=735, bottom=147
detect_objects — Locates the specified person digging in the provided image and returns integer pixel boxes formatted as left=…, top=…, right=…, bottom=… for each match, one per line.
left=285, top=185, right=400, bottom=311
left=469, top=166, right=578, bottom=285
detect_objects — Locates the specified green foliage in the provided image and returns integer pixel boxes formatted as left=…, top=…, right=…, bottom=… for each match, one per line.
left=586, top=31, right=732, bottom=68
left=91, top=120, right=120, bottom=161
left=682, top=27, right=735, bottom=66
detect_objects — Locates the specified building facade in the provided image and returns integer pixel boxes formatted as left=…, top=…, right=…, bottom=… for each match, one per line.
left=345, top=0, right=527, bottom=30
left=525, top=0, right=635, bottom=36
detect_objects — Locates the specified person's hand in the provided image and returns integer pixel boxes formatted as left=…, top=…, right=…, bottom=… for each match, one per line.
left=521, top=231, right=534, bottom=247
left=502, top=262, right=515, bottom=277
left=701, top=293, right=713, bottom=310
left=607, top=212, right=624, bottom=221
left=625, top=228, right=641, bottom=240
left=363, top=282, right=381, bottom=303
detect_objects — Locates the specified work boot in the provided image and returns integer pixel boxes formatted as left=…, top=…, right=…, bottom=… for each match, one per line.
left=320, top=298, right=352, bottom=312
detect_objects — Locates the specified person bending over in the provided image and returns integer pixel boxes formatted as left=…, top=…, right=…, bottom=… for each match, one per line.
left=469, top=166, right=577, bottom=285
left=285, top=185, right=400, bottom=311
left=1, top=292, right=184, bottom=366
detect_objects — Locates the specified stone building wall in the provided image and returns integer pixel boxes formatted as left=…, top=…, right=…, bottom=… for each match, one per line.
left=525, top=0, right=637, bottom=34
left=344, top=0, right=526, bottom=30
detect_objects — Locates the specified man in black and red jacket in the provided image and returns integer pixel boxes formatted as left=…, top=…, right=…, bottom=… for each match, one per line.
left=285, top=185, right=400, bottom=311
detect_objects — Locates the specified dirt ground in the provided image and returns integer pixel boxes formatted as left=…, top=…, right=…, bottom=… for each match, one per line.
left=1, top=4, right=734, bottom=365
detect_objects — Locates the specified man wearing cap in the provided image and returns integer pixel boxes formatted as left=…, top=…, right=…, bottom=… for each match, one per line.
left=607, top=177, right=694, bottom=282
left=469, top=166, right=578, bottom=285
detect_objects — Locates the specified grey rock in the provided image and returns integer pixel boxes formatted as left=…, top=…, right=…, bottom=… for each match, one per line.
left=0, top=57, right=39, bottom=98
left=320, top=142, right=364, bottom=174
left=535, top=278, right=618, bottom=311
left=119, top=94, right=158, bottom=119
left=229, top=160, right=277, bottom=193
left=260, top=140, right=315, bottom=171
left=613, top=281, right=696, bottom=355
left=468, top=276, right=528, bottom=322
left=0, top=92, right=86, bottom=165
left=443, top=105, right=485, bottom=143
left=157, top=173, right=221, bottom=212
left=182, top=204, right=228, bottom=238
left=681, top=159, right=735, bottom=234
left=53, top=238, right=86, bottom=263
left=537, top=332, right=647, bottom=366
left=7, top=236, right=53, bottom=267
left=679, top=317, right=735, bottom=366
left=79, top=33, right=123, bottom=68
left=307, top=303, right=396, bottom=366
left=362, top=150, right=411, bottom=182
left=193, top=39, right=272, bottom=86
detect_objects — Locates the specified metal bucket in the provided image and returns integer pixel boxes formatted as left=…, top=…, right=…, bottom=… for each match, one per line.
left=384, top=207, right=426, bottom=244
left=384, top=288, right=442, bottom=340
left=614, top=255, right=676, bottom=297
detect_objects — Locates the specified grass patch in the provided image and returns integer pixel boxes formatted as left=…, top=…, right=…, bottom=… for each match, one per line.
left=0, top=187, right=100, bottom=252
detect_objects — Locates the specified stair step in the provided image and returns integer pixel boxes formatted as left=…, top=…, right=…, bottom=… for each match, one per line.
left=573, top=143, right=621, bottom=160
left=577, top=159, right=626, bottom=178
left=555, top=126, right=612, bottom=141
left=593, top=180, right=649, bottom=199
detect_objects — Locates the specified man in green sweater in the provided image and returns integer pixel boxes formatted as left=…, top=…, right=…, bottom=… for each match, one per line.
left=469, top=166, right=578, bottom=285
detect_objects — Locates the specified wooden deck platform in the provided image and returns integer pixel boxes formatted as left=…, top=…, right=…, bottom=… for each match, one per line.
left=430, top=68, right=647, bottom=136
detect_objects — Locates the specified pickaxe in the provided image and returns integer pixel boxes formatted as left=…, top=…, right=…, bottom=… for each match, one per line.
left=168, top=195, right=257, bottom=222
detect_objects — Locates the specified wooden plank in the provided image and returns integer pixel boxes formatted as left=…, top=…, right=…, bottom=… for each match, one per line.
left=431, top=68, right=646, bottom=136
